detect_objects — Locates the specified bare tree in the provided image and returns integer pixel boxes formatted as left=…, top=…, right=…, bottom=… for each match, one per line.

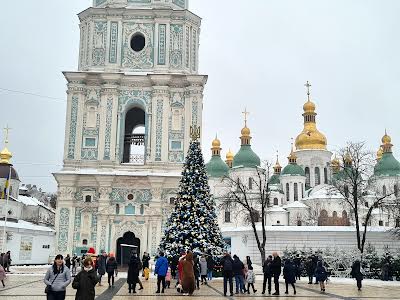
left=219, top=162, right=272, bottom=263
left=331, top=141, right=393, bottom=255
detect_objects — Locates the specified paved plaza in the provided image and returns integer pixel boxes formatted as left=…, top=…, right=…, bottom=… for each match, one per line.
left=0, top=267, right=399, bottom=300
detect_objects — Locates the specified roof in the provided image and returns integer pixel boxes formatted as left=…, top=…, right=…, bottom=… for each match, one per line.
left=374, top=152, right=400, bottom=177
left=268, top=206, right=289, bottom=213
left=283, top=201, right=309, bottom=209
left=303, top=184, right=344, bottom=200
left=268, top=174, right=280, bottom=185
left=281, top=164, right=305, bottom=176
left=206, top=155, right=229, bottom=178
left=0, top=220, right=55, bottom=232
left=233, top=145, right=261, bottom=168
left=17, top=195, right=55, bottom=213
left=0, top=163, right=19, bottom=180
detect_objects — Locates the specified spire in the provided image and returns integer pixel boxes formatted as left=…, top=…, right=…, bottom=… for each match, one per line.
left=0, top=125, right=12, bottom=164
left=288, top=139, right=297, bottom=164
left=240, top=108, right=251, bottom=145
left=273, top=150, right=282, bottom=174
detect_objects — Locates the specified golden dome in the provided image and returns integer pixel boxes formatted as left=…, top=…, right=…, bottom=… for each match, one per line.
left=295, top=128, right=327, bottom=150
left=241, top=126, right=250, bottom=137
left=344, top=152, right=352, bottom=165
left=226, top=149, right=234, bottom=161
left=377, top=146, right=383, bottom=161
left=0, top=147, right=12, bottom=164
left=212, top=136, right=221, bottom=148
left=382, top=131, right=391, bottom=145
left=303, top=100, right=316, bottom=113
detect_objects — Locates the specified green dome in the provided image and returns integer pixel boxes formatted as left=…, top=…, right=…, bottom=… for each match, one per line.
left=374, top=152, right=400, bottom=177
left=232, top=145, right=261, bottom=168
left=281, top=164, right=305, bottom=176
left=206, top=155, right=229, bottom=178
left=268, top=174, right=281, bottom=185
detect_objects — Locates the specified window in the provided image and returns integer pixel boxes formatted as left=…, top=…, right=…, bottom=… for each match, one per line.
left=294, top=183, right=299, bottom=201
left=395, top=184, right=399, bottom=197
left=396, top=218, right=400, bottom=228
left=170, top=141, right=182, bottom=151
left=333, top=211, right=338, bottom=218
left=224, top=211, right=231, bottom=223
left=286, top=183, right=290, bottom=201
left=82, top=239, right=88, bottom=245
left=127, top=194, right=134, bottom=200
left=87, top=107, right=96, bottom=128
left=315, top=167, right=321, bottom=185
left=301, top=183, right=304, bottom=198
left=172, top=109, right=182, bottom=131
left=42, top=245, right=50, bottom=249
left=273, top=198, right=279, bottom=206
left=379, top=220, right=384, bottom=226
left=85, top=195, right=92, bottom=203
left=297, top=220, right=302, bottom=226
left=130, top=33, right=145, bottom=52
left=324, top=167, right=328, bottom=184
left=277, top=220, right=281, bottom=225
left=383, top=185, right=387, bottom=196
left=116, top=204, right=120, bottom=215
left=84, top=137, right=97, bottom=148
left=169, top=197, right=176, bottom=205
left=305, top=167, right=310, bottom=187
left=249, top=178, right=253, bottom=190
left=140, top=204, right=144, bottom=215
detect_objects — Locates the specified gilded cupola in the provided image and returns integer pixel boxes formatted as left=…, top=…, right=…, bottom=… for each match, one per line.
left=206, top=135, right=229, bottom=178
left=295, top=81, right=327, bottom=150
left=374, top=130, right=400, bottom=177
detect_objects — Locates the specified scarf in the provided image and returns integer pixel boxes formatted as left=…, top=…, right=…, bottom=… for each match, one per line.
left=84, top=266, right=93, bottom=272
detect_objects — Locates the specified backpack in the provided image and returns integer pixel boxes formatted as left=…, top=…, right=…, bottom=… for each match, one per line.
left=223, top=257, right=233, bottom=271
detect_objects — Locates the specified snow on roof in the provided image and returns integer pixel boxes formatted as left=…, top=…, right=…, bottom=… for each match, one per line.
left=303, top=184, right=344, bottom=200
left=268, top=206, right=289, bottom=213
left=222, top=225, right=391, bottom=233
left=17, top=195, right=55, bottom=213
left=283, top=201, right=309, bottom=209
left=0, top=220, right=55, bottom=232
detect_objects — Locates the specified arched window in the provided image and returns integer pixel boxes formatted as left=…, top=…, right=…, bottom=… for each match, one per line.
left=85, top=195, right=92, bottom=203
left=294, top=183, right=299, bottom=201
left=320, top=210, right=328, bottom=217
left=395, top=184, right=399, bottom=197
left=383, top=185, right=387, bottom=196
left=248, top=178, right=253, bottom=190
left=273, top=198, right=279, bottom=206
left=305, top=167, right=310, bottom=187
left=224, top=211, right=231, bottom=223
left=342, top=210, right=348, bottom=219
left=116, top=204, right=120, bottom=215
left=82, top=239, right=88, bottom=245
left=123, top=107, right=145, bottom=164
left=286, top=183, right=290, bottom=202
left=169, top=197, right=176, bottom=205
left=324, top=167, right=328, bottom=184
left=315, top=167, right=321, bottom=185
left=332, top=211, right=338, bottom=218
left=301, top=183, right=304, bottom=198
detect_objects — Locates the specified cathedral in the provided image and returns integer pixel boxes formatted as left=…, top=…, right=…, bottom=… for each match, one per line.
left=54, top=0, right=400, bottom=263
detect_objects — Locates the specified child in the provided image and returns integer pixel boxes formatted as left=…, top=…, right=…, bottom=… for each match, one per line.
left=246, top=265, right=257, bottom=294
left=72, top=257, right=99, bottom=300
left=143, top=265, right=150, bottom=280
left=0, top=264, right=6, bottom=287
left=166, top=267, right=172, bottom=288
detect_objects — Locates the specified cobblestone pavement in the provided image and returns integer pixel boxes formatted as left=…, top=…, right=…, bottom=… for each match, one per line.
left=0, top=272, right=400, bottom=300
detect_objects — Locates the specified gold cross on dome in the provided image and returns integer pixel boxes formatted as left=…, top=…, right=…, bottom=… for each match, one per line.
left=3, top=125, right=11, bottom=146
left=304, top=81, right=312, bottom=101
left=242, top=108, right=250, bottom=127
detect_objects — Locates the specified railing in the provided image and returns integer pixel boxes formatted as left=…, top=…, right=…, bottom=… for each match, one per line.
left=128, top=154, right=145, bottom=165
left=125, top=134, right=145, bottom=146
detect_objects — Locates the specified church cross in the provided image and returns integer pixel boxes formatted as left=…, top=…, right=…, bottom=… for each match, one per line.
left=242, top=108, right=250, bottom=127
left=304, top=81, right=312, bottom=101
left=3, top=125, right=11, bottom=146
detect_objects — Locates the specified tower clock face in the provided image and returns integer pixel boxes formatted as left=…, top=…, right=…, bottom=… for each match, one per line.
left=130, top=33, right=146, bottom=52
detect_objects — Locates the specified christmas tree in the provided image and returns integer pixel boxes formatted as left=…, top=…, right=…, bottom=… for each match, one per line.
left=159, top=126, right=225, bottom=257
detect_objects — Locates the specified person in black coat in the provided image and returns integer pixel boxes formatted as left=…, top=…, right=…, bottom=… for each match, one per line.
left=271, top=252, right=282, bottom=296
left=232, top=255, right=246, bottom=294
left=305, top=256, right=314, bottom=284
left=312, top=254, right=319, bottom=284
left=294, top=254, right=301, bottom=280
left=206, top=255, right=215, bottom=281
left=193, top=254, right=200, bottom=290
left=72, top=257, right=99, bottom=300
left=246, top=256, right=252, bottom=269
left=65, top=255, right=72, bottom=271
left=283, top=259, right=297, bottom=295
left=106, top=256, right=118, bottom=287
left=350, top=260, right=363, bottom=291
left=262, top=255, right=273, bottom=295
left=142, top=252, right=150, bottom=274
left=127, top=254, right=140, bottom=293
left=220, top=252, right=234, bottom=297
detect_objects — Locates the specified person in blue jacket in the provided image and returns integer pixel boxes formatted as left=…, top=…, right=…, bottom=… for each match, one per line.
left=154, top=251, right=169, bottom=294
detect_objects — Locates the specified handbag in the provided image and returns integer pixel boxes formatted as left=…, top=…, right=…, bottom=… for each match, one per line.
left=45, top=272, right=60, bottom=294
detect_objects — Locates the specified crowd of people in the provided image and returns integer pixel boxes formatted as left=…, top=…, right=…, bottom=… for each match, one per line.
left=40, top=249, right=368, bottom=299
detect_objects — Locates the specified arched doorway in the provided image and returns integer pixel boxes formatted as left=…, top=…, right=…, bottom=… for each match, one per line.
left=123, top=107, right=145, bottom=164
left=116, top=231, right=140, bottom=266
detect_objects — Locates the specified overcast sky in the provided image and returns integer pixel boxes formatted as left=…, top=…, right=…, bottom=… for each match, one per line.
left=1, top=0, right=399, bottom=192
